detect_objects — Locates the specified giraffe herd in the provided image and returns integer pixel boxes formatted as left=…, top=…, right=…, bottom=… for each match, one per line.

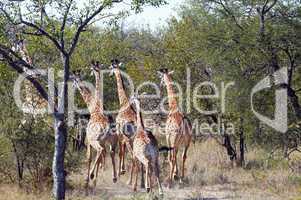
left=13, top=38, right=192, bottom=196
left=70, top=59, right=192, bottom=196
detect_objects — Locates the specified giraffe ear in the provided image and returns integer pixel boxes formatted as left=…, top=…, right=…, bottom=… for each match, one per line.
left=119, top=62, right=126, bottom=70
left=168, top=70, right=174, bottom=75
left=70, top=71, right=76, bottom=80
left=111, top=59, right=120, bottom=67
left=139, top=92, right=147, bottom=99
left=76, top=70, right=82, bottom=77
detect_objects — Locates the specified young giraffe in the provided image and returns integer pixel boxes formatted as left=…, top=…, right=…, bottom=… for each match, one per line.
left=130, top=95, right=163, bottom=195
left=71, top=65, right=118, bottom=192
left=110, top=59, right=143, bottom=186
left=158, top=68, right=192, bottom=187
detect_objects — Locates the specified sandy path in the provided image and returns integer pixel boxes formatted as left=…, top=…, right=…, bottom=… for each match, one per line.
left=67, top=170, right=282, bottom=200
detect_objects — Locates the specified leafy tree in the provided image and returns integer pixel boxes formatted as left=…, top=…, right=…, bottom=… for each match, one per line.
left=0, top=0, right=166, bottom=199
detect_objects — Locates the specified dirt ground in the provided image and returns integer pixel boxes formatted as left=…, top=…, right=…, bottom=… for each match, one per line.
left=65, top=169, right=284, bottom=200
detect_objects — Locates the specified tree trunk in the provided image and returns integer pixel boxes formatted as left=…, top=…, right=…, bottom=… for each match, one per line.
left=52, top=116, right=67, bottom=200
left=16, top=159, right=24, bottom=187
left=287, top=86, right=301, bottom=119
left=12, top=142, right=24, bottom=187
left=224, top=134, right=237, bottom=162
left=52, top=55, right=69, bottom=200
left=269, top=48, right=301, bottom=120
left=238, top=117, right=245, bottom=167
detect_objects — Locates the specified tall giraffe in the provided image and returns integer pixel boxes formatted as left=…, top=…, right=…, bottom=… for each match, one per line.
left=158, top=68, right=192, bottom=187
left=130, top=95, right=163, bottom=195
left=15, top=40, right=48, bottom=120
left=110, top=59, right=139, bottom=185
left=90, top=61, right=106, bottom=169
left=71, top=66, right=118, bottom=192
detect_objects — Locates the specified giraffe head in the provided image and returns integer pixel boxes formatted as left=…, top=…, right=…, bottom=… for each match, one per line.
left=90, top=60, right=104, bottom=76
left=157, top=68, right=174, bottom=87
left=110, top=59, right=125, bottom=76
left=22, top=67, right=44, bottom=79
left=70, top=70, right=82, bottom=88
left=130, top=92, right=147, bottom=111
left=129, top=93, right=140, bottom=110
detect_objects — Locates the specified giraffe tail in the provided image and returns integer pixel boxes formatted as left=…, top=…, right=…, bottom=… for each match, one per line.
left=159, top=146, right=174, bottom=153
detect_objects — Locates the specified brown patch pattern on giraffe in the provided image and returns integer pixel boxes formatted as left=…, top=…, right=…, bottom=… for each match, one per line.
left=71, top=63, right=118, bottom=194
left=111, top=59, right=143, bottom=186
left=158, top=68, right=192, bottom=188
left=130, top=95, right=163, bottom=195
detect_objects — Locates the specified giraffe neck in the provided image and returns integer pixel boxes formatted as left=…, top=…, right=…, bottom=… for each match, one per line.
left=19, top=43, right=32, bottom=65
left=19, top=41, right=46, bottom=112
left=114, top=69, right=130, bottom=107
left=94, top=71, right=104, bottom=113
left=164, top=74, right=178, bottom=112
left=76, top=83, right=94, bottom=114
left=135, top=102, right=145, bottom=130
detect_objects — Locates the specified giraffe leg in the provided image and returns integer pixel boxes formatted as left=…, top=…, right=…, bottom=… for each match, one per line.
left=110, top=144, right=117, bottom=183
left=148, top=163, right=153, bottom=192
left=180, top=145, right=189, bottom=183
left=118, top=140, right=123, bottom=177
left=121, top=142, right=127, bottom=174
left=173, top=148, right=179, bottom=180
left=132, top=159, right=138, bottom=192
left=90, top=150, right=103, bottom=181
left=154, top=159, right=163, bottom=195
left=168, top=148, right=172, bottom=188
left=126, top=142, right=134, bottom=184
left=169, top=148, right=176, bottom=188
left=93, top=151, right=102, bottom=188
left=140, top=164, right=145, bottom=189
left=126, top=159, right=134, bottom=185
left=90, top=142, right=104, bottom=180
left=145, top=163, right=150, bottom=193
left=85, top=144, right=92, bottom=195
left=101, top=148, right=106, bottom=171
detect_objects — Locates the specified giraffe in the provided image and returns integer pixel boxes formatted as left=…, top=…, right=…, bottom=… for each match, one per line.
left=157, top=68, right=192, bottom=188
left=14, top=39, right=48, bottom=123
left=71, top=65, right=118, bottom=192
left=130, top=94, right=163, bottom=195
left=89, top=61, right=108, bottom=170
left=110, top=59, right=143, bottom=186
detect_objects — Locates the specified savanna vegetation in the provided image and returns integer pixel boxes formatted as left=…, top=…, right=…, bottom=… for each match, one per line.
left=0, top=0, right=301, bottom=199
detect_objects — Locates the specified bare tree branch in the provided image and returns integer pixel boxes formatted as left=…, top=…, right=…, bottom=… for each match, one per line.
left=0, top=46, right=49, bottom=102
left=0, top=44, right=58, bottom=112
left=262, top=0, right=270, bottom=13
left=0, top=44, right=34, bottom=69
left=213, top=0, right=244, bottom=30
left=20, top=19, right=67, bottom=55
left=264, top=0, right=277, bottom=14
left=60, top=0, right=74, bottom=49
left=68, top=5, right=105, bottom=55
left=22, top=31, right=44, bottom=36
left=68, top=0, right=123, bottom=55
left=0, top=4, right=18, bottom=25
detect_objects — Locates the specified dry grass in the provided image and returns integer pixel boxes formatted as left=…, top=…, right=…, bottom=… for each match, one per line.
left=185, top=139, right=301, bottom=199
left=1, top=139, right=301, bottom=200
left=0, top=185, right=51, bottom=200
